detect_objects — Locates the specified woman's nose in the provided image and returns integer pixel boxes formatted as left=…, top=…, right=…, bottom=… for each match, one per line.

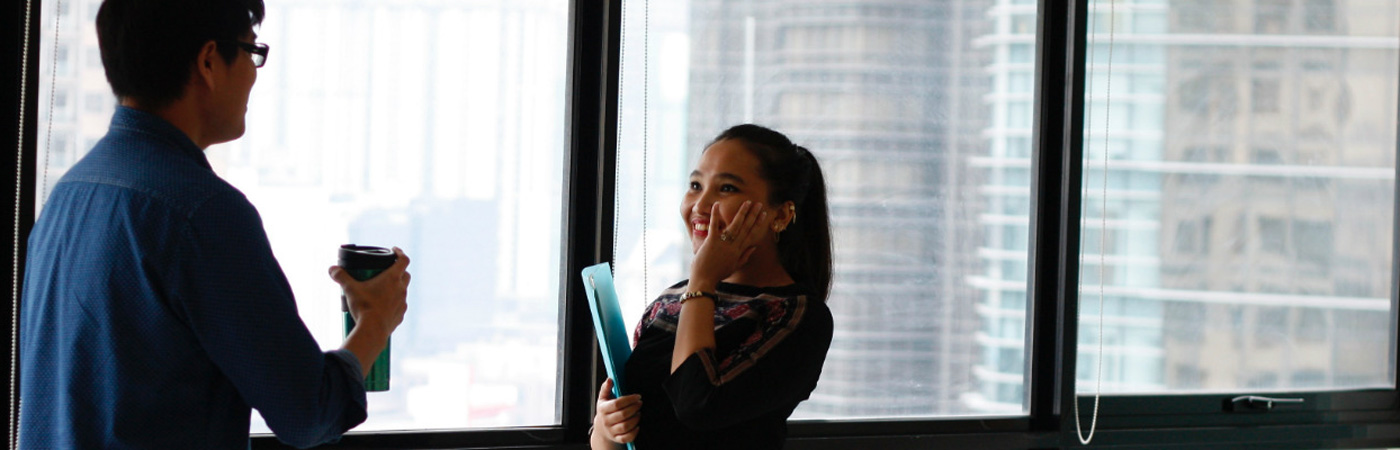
left=693, top=191, right=716, bottom=214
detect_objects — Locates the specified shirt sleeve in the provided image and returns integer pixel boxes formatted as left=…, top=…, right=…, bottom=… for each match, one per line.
left=168, top=191, right=367, bottom=448
left=662, top=297, right=833, bottom=430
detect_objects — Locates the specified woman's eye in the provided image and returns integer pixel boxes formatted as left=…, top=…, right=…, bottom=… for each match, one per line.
left=720, top=184, right=738, bottom=193
left=689, top=181, right=702, bottom=191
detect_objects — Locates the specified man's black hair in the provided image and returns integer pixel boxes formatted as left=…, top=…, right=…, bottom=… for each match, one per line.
left=96, top=0, right=266, bottom=109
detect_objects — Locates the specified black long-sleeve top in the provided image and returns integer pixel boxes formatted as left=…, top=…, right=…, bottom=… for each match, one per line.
left=624, top=280, right=834, bottom=450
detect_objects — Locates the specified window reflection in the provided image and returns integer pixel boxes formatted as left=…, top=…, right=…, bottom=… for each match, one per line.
left=1081, top=0, right=1398, bottom=395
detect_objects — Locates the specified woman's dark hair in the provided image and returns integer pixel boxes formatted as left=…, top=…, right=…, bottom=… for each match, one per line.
left=710, top=124, right=833, bottom=302
left=96, top=0, right=266, bottom=109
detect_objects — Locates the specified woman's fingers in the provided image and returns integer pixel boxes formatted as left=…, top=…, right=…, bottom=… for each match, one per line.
left=597, top=378, right=614, bottom=401
left=734, top=202, right=772, bottom=248
left=609, top=401, right=642, bottom=442
left=593, top=379, right=643, bottom=444
left=725, top=201, right=756, bottom=242
left=614, top=422, right=641, bottom=443
left=607, top=406, right=641, bottom=432
left=604, top=394, right=641, bottom=412
left=710, top=203, right=725, bottom=240
left=735, top=201, right=754, bottom=239
left=600, top=394, right=641, bottom=420
left=603, top=394, right=642, bottom=443
left=746, top=209, right=768, bottom=244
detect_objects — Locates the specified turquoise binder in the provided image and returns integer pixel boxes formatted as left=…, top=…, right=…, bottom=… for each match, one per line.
left=582, top=263, right=638, bottom=449
left=581, top=262, right=632, bottom=398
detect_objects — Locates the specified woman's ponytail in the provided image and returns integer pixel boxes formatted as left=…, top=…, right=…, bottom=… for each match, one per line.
left=781, top=146, right=832, bottom=302
left=709, top=125, right=834, bottom=302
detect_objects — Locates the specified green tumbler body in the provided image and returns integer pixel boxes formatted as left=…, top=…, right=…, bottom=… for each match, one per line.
left=339, top=244, right=396, bottom=392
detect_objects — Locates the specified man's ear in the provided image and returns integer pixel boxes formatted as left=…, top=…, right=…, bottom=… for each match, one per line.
left=193, top=41, right=221, bottom=92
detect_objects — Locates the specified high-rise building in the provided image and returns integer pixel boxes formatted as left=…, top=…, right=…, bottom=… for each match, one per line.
left=974, top=0, right=1398, bottom=410
left=965, top=0, right=1045, bottom=412
left=1157, top=0, right=1396, bottom=392
left=686, top=0, right=998, bottom=417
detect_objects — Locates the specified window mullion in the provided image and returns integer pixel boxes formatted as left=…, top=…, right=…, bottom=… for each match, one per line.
left=560, top=0, right=623, bottom=445
left=1026, top=0, right=1090, bottom=440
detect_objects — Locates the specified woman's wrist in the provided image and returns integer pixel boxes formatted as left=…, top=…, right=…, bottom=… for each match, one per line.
left=686, top=278, right=718, bottom=293
left=588, top=417, right=609, bottom=447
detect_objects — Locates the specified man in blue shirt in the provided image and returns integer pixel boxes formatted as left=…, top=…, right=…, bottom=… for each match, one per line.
left=18, top=0, right=411, bottom=448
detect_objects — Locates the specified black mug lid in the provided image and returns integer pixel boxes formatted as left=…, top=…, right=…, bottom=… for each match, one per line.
left=338, top=244, right=396, bottom=270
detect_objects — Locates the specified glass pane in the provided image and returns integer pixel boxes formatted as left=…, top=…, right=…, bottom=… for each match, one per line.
left=36, top=0, right=570, bottom=431
left=614, top=1, right=1037, bottom=418
left=1077, top=0, right=1398, bottom=395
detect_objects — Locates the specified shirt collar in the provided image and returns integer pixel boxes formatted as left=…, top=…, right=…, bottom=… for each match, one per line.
left=109, top=106, right=214, bottom=171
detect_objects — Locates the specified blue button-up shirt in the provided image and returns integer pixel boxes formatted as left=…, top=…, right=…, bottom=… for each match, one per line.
left=19, top=107, right=367, bottom=449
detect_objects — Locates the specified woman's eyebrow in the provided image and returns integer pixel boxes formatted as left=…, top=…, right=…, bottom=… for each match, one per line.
left=716, top=173, right=746, bottom=184
left=691, top=170, right=747, bottom=185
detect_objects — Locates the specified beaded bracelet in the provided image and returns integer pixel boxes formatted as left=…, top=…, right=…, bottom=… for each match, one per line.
left=677, top=291, right=717, bottom=303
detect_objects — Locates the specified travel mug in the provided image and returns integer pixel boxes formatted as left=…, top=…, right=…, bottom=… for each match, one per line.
left=338, top=244, right=396, bottom=391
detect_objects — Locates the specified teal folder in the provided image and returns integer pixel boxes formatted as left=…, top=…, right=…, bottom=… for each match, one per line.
left=581, top=262, right=632, bottom=398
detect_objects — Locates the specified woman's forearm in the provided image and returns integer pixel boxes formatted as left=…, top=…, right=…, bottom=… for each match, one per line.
left=671, top=280, right=718, bottom=372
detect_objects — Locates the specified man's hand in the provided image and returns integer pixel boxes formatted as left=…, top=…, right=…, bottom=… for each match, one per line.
left=330, top=247, right=411, bottom=376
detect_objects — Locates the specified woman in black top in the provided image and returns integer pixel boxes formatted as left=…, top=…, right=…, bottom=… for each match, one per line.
left=591, top=124, right=835, bottom=450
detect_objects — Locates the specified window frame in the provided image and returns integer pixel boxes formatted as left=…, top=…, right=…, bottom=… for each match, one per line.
left=6, top=0, right=1400, bottom=448
left=1037, top=0, right=1400, bottom=448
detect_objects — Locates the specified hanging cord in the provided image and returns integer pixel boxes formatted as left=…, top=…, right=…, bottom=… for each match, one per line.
left=611, top=0, right=626, bottom=276
left=14, top=3, right=66, bottom=443
left=39, top=0, right=62, bottom=206
left=1074, top=0, right=1115, bottom=445
left=12, top=0, right=42, bottom=445
left=640, top=0, right=649, bottom=304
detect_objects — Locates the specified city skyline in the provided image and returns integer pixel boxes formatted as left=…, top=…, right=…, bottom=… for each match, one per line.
left=30, top=0, right=1400, bottom=432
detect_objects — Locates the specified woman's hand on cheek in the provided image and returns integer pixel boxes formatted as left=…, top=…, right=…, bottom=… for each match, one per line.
left=690, top=201, right=771, bottom=285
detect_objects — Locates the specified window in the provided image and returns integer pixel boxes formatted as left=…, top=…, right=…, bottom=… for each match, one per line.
left=1304, top=0, right=1337, bottom=32
left=1293, top=219, right=1333, bottom=268
left=1251, top=147, right=1283, bottom=165
left=615, top=1, right=1035, bottom=420
left=1254, top=0, right=1290, bottom=34
left=84, top=47, right=100, bottom=69
left=54, top=44, right=69, bottom=76
left=1252, top=78, right=1281, bottom=113
left=12, top=1, right=1400, bottom=449
left=1174, top=0, right=1234, bottom=33
left=33, top=0, right=573, bottom=434
left=1083, top=0, right=1396, bottom=399
left=83, top=92, right=106, bottom=114
left=51, top=88, right=68, bottom=118
left=248, top=1, right=571, bottom=432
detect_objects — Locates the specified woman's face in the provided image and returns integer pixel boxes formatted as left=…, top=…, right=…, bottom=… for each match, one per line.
left=681, top=139, right=774, bottom=254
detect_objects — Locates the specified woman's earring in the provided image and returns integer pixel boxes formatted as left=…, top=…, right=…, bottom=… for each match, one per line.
left=789, top=204, right=797, bottom=223
left=772, top=223, right=784, bottom=243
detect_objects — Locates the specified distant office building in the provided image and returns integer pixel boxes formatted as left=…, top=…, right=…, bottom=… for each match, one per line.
left=968, top=0, right=1058, bottom=412
left=1157, top=0, right=1396, bottom=391
left=687, top=0, right=996, bottom=417
left=972, top=0, right=1398, bottom=411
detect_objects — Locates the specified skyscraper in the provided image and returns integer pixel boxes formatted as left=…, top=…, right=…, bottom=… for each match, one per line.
left=1157, top=0, right=1396, bottom=392
left=686, top=0, right=998, bottom=417
left=974, top=0, right=1398, bottom=410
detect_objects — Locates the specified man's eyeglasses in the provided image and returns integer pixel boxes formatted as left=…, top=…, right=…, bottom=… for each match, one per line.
left=218, top=41, right=269, bottom=68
